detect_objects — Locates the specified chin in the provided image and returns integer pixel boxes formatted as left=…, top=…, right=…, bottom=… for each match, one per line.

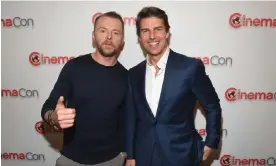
left=103, top=50, right=115, bottom=55
left=148, top=50, right=162, bottom=56
left=144, top=46, right=160, bottom=54
left=102, top=54, right=116, bottom=58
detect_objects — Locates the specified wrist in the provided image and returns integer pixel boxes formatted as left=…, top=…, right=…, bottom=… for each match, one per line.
left=47, top=110, right=59, bottom=129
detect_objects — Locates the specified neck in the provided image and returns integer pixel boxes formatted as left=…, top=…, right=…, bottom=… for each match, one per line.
left=148, top=46, right=168, bottom=67
left=148, top=56, right=161, bottom=67
left=92, top=51, right=117, bottom=66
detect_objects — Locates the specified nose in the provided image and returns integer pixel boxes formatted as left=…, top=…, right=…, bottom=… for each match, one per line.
left=149, top=31, right=155, bottom=40
left=106, top=31, right=112, bottom=40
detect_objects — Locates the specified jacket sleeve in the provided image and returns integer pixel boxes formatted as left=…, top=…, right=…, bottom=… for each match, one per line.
left=124, top=74, right=137, bottom=159
left=191, top=59, right=222, bottom=149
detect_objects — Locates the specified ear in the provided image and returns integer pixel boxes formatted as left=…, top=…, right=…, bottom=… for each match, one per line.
left=92, top=31, right=95, bottom=41
left=120, top=40, right=125, bottom=51
left=138, top=36, right=141, bottom=44
left=166, top=31, right=170, bottom=39
left=92, top=31, right=96, bottom=48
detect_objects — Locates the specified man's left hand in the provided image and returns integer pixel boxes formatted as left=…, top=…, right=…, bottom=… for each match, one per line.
left=202, top=146, right=214, bottom=161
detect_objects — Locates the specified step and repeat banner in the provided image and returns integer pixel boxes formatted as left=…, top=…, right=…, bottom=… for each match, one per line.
left=1, top=1, right=276, bottom=166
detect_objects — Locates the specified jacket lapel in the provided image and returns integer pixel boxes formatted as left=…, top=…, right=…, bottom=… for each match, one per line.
left=136, top=61, right=155, bottom=118
left=155, top=50, right=176, bottom=118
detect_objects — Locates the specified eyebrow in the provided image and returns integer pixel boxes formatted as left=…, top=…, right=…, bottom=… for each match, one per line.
left=141, top=26, right=163, bottom=31
left=98, top=27, right=121, bottom=32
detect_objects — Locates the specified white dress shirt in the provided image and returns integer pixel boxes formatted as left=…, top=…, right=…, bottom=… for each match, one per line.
left=145, top=47, right=170, bottom=117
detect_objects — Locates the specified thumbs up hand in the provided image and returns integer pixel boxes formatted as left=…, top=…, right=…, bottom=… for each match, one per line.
left=51, top=96, right=76, bottom=129
left=56, top=96, right=66, bottom=109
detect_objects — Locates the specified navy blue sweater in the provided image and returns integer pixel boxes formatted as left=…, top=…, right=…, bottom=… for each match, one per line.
left=41, top=53, right=128, bottom=164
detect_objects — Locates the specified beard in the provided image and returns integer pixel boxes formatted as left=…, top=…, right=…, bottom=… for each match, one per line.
left=98, top=46, right=116, bottom=57
left=94, top=40, right=119, bottom=58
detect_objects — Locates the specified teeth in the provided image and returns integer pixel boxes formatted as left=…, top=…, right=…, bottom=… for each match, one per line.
left=149, top=42, right=159, bottom=46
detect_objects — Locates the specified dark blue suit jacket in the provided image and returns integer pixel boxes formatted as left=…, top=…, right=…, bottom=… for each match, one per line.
left=125, top=49, right=222, bottom=166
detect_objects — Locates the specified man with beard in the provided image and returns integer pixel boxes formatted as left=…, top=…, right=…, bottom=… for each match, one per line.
left=41, top=11, right=127, bottom=166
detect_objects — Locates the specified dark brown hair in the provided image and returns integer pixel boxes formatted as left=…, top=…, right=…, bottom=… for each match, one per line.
left=136, top=6, right=170, bottom=36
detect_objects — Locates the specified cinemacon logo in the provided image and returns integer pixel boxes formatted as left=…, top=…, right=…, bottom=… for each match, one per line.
left=225, top=88, right=276, bottom=101
left=229, top=12, right=276, bottom=28
left=29, top=52, right=75, bottom=66
left=220, top=154, right=276, bottom=166
left=194, top=55, right=232, bottom=67
left=1, top=88, right=39, bottom=98
left=1, top=17, right=34, bottom=27
left=92, top=12, right=136, bottom=26
left=1, top=152, right=45, bottom=161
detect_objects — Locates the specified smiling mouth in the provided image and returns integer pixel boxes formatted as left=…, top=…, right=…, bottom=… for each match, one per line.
left=148, top=42, right=159, bottom=46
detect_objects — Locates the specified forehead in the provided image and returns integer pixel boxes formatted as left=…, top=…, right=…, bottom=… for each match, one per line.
left=139, top=17, right=165, bottom=28
left=95, top=16, right=123, bottom=31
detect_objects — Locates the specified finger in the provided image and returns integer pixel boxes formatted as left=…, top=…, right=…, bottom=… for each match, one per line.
left=59, top=123, right=74, bottom=129
left=58, top=119, right=74, bottom=125
left=57, top=96, right=64, bottom=105
left=56, top=96, right=65, bottom=109
left=57, top=109, right=76, bottom=115
left=203, top=152, right=209, bottom=161
left=125, top=162, right=130, bottom=166
left=57, top=114, right=75, bottom=121
left=202, top=155, right=207, bottom=161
